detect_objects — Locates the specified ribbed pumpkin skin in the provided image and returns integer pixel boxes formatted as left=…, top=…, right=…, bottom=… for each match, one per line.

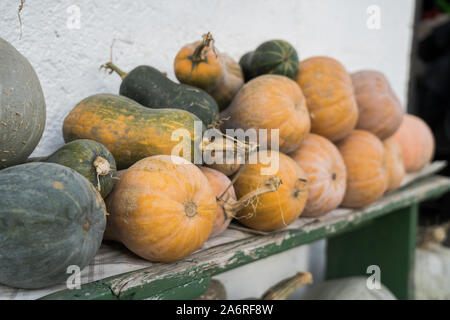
left=0, top=37, right=46, bottom=169
left=200, top=167, right=236, bottom=237
left=352, top=70, right=404, bottom=139
left=63, top=94, right=203, bottom=170
left=290, top=134, right=347, bottom=217
left=174, top=39, right=244, bottom=111
left=233, top=151, right=308, bottom=231
left=383, top=137, right=405, bottom=192
left=221, top=75, right=311, bottom=154
left=239, top=40, right=299, bottom=81
left=28, top=139, right=117, bottom=198
left=296, top=56, right=358, bottom=142
left=119, top=65, right=218, bottom=126
left=337, top=130, right=387, bottom=208
left=391, top=114, right=435, bottom=172
left=0, top=162, right=106, bottom=289
left=105, top=155, right=217, bottom=262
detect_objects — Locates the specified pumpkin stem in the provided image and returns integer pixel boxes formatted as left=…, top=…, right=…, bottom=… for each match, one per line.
left=184, top=201, right=198, bottom=218
left=222, top=176, right=282, bottom=217
left=261, top=272, right=313, bottom=300
left=100, top=62, right=128, bottom=79
left=192, top=32, right=215, bottom=62
left=217, top=164, right=245, bottom=203
left=93, top=156, right=112, bottom=192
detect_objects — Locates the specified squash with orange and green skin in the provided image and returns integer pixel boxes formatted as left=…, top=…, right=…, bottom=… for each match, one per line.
left=352, top=70, right=404, bottom=139
left=383, top=137, right=405, bottom=192
left=105, top=155, right=217, bottom=262
left=200, top=167, right=236, bottom=237
left=290, top=134, right=347, bottom=217
left=391, top=114, right=435, bottom=173
left=221, top=75, right=311, bottom=154
left=337, top=130, right=387, bottom=208
left=233, top=151, right=308, bottom=231
left=296, top=56, right=358, bottom=142
left=174, top=33, right=244, bottom=111
left=62, top=93, right=203, bottom=170
left=27, top=139, right=117, bottom=198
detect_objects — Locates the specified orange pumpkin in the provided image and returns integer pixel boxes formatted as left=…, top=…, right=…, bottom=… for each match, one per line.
left=221, top=75, right=311, bottom=154
left=200, top=167, right=236, bottom=237
left=233, top=151, right=308, bottom=231
left=337, top=130, right=387, bottom=208
left=296, top=56, right=358, bottom=142
left=105, top=155, right=217, bottom=262
left=383, top=137, right=405, bottom=192
left=174, top=32, right=244, bottom=110
left=290, top=134, right=347, bottom=217
left=352, top=70, right=404, bottom=139
left=391, top=114, right=435, bottom=172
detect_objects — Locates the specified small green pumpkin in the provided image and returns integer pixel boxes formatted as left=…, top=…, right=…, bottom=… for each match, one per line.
left=0, top=162, right=106, bottom=289
left=239, top=40, right=299, bottom=81
left=0, top=37, right=46, bottom=169
left=102, top=62, right=219, bottom=127
left=28, top=139, right=117, bottom=198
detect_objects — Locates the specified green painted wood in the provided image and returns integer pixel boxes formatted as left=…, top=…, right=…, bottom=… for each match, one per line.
left=145, top=278, right=211, bottom=300
left=40, top=175, right=450, bottom=300
left=326, top=204, right=418, bottom=300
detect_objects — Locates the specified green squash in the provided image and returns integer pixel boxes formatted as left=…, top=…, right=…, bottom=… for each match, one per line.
left=239, top=40, right=299, bottom=81
left=28, top=139, right=117, bottom=198
left=0, top=162, right=106, bottom=289
left=63, top=94, right=204, bottom=169
left=103, top=62, right=219, bottom=127
left=0, top=37, right=46, bottom=169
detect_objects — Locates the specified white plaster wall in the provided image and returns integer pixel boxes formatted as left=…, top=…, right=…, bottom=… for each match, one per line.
left=0, top=0, right=416, bottom=299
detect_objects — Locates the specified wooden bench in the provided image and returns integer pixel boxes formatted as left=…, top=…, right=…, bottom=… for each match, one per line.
left=1, top=163, right=449, bottom=300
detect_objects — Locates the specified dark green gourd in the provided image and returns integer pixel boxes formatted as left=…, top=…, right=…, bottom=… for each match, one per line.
left=28, top=139, right=117, bottom=198
left=0, top=162, right=106, bottom=289
left=103, top=62, right=219, bottom=127
left=239, top=40, right=299, bottom=81
left=0, top=37, right=46, bottom=169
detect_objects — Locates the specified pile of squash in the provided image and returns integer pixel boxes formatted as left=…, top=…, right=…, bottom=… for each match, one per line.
left=0, top=32, right=436, bottom=290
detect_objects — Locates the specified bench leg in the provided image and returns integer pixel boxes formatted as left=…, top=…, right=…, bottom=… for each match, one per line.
left=326, top=204, right=418, bottom=300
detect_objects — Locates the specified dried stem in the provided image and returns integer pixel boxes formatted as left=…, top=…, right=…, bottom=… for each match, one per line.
left=18, top=0, right=25, bottom=40
left=100, top=61, right=128, bottom=79
left=192, top=32, right=216, bottom=62
left=262, top=272, right=313, bottom=300
left=93, top=156, right=112, bottom=192
left=222, top=176, right=282, bottom=217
